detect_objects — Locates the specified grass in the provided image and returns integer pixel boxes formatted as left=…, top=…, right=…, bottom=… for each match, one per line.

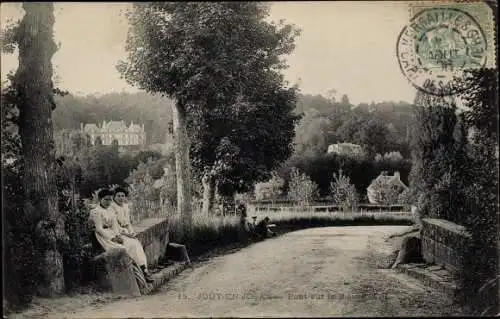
left=167, top=211, right=241, bottom=258
left=166, top=209, right=415, bottom=259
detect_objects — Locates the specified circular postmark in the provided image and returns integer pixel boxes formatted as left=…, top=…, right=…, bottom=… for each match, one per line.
left=397, top=7, right=488, bottom=96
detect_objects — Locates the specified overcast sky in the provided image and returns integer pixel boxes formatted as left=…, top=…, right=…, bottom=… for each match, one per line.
left=1, top=2, right=417, bottom=105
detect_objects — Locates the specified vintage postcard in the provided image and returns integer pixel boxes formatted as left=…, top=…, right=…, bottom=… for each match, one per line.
left=1, top=1, right=498, bottom=318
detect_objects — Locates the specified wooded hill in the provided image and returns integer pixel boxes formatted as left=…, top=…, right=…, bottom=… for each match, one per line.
left=53, top=91, right=414, bottom=153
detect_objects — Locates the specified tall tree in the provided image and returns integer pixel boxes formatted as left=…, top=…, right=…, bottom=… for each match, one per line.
left=14, top=3, right=67, bottom=296
left=409, top=83, right=468, bottom=223
left=119, top=3, right=300, bottom=217
left=455, top=68, right=498, bottom=314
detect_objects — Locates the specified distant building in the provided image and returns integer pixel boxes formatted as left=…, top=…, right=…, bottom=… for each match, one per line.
left=81, top=120, right=146, bottom=146
left=366, top=171, right=408, bottom=205
left=327, top=142, right=365, bottom=157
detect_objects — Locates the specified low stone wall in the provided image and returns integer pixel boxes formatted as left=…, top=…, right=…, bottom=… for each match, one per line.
left=93, top=248, right=142, bottom=297
left=421, top=218, right=472, bottom=276
left=134, top=217, right=170, bottom=269
left=92, top=217, right=191, bottom=297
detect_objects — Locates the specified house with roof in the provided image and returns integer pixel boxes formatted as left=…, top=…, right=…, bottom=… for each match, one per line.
left=81, top=120, right=146, bottom=146
left=366, top=171, right=408, bottom=204
left=327, top=142, right=365, bottom=158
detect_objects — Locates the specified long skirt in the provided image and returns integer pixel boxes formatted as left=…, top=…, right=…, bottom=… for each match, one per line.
left=121, top=236, right=148, bottom=269
left=95, top=230, right=148, bottom=270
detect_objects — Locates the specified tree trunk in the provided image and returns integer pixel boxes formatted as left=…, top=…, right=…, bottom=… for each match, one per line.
left=171, top=101, right=193, bottom=233
left=16, top=3, right=66, bottom=297
left=214, top=186, right=235, bottom=216
left=201, top=172, right=215, bottom=215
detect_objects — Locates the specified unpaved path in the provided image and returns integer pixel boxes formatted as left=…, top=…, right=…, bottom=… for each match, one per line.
left=50, top=226, right=463, bottom=318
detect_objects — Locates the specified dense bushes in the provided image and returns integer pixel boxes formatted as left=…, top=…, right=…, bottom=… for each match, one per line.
left=61, top=199, right=95, bottom=291
left=279, top=153, right=411, bottom=200
left=2, top=76, right=41, bottom=309
left=411, top=69, right=498, bottom=315
left=3, top=165, right=41, bottom=308
left=457, top=69, right=498, bottom=315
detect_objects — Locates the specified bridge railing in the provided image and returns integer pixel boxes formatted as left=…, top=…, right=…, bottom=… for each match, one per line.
left=247, top=201, right=410, bottom=214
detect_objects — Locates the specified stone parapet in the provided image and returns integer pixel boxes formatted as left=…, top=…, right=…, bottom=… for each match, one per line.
left=134, top=217, right=170, bottom=268
left=421, top=218, right=472, bottom=276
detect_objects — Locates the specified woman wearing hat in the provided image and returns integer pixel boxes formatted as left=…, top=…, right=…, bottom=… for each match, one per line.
left=90, top=188, right=153, bottom=283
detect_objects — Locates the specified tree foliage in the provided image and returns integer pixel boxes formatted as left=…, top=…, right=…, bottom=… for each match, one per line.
left=1, top=73, right=21, bottom=167
left=409, top=87, right=468, bottom=222
left=287, top=167, right=319, bottom=205
left=280, top=152, right=412, bottom=201
left=455, top=68, right=498, bottom=315
left=330, top=169, right=359, bottom=211
left=118, top=3, right=299, bottom=105
left=408, top=68, right=498, bottom=314
left=293, top=94, right=414, bottom=159
left=2, top=72, right=39, bottom=308
left=119, top=3, right=301, bottom=217
left=254, top=172, right=285, bottom=201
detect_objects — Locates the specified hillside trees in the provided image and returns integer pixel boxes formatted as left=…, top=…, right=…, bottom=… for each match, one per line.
left=292, top=95, right=414, bottom=160
left=53, top=92, right=174, bottom=144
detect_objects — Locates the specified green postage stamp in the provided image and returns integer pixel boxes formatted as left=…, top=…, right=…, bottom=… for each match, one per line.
left=397, top=1, right=496, bottom=96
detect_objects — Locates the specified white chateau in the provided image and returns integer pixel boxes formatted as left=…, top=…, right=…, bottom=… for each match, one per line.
left=81, top=120, right=146, bottom=146
left=327, top=142, right=365, bottom=157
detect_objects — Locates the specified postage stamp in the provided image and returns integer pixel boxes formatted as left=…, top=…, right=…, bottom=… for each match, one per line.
left=397, top=1, right=496, bottom=96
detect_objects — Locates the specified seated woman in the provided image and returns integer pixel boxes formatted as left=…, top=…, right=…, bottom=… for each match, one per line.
left=113, top=186, right=191, bottom=266
left=90, top=188, right=153, bottom=283
left=111, top=187, right=137, bottom=237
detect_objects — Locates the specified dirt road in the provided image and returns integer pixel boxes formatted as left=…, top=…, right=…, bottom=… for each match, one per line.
left=54, top=226, right=462, bottom=318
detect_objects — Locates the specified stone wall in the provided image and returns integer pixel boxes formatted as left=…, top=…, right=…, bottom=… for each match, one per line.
left=134, top=217, right=170, bottom=268
left=92, top=217, right=191, bottom=297
left=421, top=218, right=472, bottom=276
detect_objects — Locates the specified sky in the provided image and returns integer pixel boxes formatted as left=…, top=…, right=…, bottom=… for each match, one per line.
left=1, top=2, right=417, bottom=105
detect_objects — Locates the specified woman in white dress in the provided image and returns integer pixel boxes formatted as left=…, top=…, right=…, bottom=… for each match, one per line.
left=90, top=188, right=153, bottom=282
left=111, top=187, right=137, bottom=237
left=110, top=187, right=152, bottom=281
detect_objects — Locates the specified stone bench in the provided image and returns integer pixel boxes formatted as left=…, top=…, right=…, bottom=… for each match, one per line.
left=92, top=217, right=190, bottom=297
left=421, top=218, right=472, bottom=277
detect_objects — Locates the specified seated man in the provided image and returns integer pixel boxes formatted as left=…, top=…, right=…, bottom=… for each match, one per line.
left=254, top=216, right=276, bottom=238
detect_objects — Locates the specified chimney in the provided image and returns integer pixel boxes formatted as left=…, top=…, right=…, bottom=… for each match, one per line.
left=394, top=171, right=400, bottom=179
